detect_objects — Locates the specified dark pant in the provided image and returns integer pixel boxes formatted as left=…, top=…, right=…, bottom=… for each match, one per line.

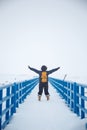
left=38, top=83, right=49, bottom=96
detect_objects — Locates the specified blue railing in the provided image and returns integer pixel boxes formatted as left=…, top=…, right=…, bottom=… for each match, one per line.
left=0, top=78, right=38, bottom=130
left=49, top=77, right=87, bottom=119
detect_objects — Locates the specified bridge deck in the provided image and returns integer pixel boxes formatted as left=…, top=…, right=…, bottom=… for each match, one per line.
left=4, top=85, right=86, bottom=130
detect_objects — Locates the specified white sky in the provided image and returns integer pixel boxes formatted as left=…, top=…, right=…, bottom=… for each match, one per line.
left=0, top=0, right=87, bottom=79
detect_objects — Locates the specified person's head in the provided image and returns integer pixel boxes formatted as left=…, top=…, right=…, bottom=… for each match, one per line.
left=41, top=65, right=47, bottom=71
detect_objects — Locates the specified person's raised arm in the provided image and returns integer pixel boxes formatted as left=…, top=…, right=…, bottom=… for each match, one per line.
left=48, top=67, right=60, bottom=75
left=28, top=66, right=40, bottom=74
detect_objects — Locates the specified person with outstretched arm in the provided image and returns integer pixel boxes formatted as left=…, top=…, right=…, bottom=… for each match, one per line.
left=28, top=65, right=60, bottom=101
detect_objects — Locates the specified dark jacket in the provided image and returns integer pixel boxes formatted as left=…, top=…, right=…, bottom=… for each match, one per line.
left=29, top=67, right=60, bottom=85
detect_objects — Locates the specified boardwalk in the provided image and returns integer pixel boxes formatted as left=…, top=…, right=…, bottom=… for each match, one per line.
left=5, top=85, right=86, bottom=130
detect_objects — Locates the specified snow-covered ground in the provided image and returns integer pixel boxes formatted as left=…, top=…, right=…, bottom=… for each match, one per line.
left=4, top=84, right=87, bottom=130
left=0, top=74, right=33, bottom=86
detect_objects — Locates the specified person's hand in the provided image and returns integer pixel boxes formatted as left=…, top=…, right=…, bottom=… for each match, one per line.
left=57, top=67, right=60, bottom=69
left=28, top=65, right=31, bottom=69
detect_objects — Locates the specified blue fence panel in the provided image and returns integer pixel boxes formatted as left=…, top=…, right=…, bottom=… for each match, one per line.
left=0, top=78, right=38, bottom=130
left=49, top=77, right=87, bottom=119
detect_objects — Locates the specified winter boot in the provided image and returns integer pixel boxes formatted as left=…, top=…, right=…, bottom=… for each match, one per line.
left=46, top=95, right=50, bottom=101
left=38, top=95, right=41, bottom=101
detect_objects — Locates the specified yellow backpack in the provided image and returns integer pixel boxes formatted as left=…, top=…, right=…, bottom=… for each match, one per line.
left=41, top=72, right=47, bottom=83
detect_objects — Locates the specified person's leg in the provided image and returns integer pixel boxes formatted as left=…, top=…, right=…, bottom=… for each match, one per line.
left=44, top=86, right=49, bottom=95
left=38, top=84, right=43, bottom=95
left=38, top=84, right=43, bottom=101
left=44, top=85, right=50, bottom=100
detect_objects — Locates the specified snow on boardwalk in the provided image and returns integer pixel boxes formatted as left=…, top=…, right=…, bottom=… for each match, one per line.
left=5, top=85, right=86, bottom=130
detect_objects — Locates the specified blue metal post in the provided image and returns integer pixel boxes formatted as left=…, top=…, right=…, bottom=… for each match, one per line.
left=81, top=87, right=85, bottom=119
left=67, top=82, right=70, bottom=107
left=73, top=82, right=77, bottom=113
left=62, top=81, right=65, bottom=99
left=19, top=83, right=22, bottom=104
left=63, top=82, right=66, bottom=100
left=11, top=83, right=16, bottom=114
left=71, top=84, right=73, bottom=111
left=5, top=87, right=10, bottom=123
left=16, top=84, right=19, bottom=108
left=21, top=82, right=25, bottom=102
left=76, top=85, right=79, bottom=116
left=64, top=82, right=67, bottom=102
